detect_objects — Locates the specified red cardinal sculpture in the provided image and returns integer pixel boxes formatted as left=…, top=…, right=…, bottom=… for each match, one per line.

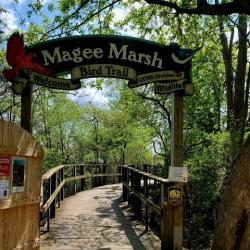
left=2, top=32, right=53, bottom=81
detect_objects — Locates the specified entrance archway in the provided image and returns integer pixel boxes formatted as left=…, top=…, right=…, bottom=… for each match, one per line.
left=2, top=33, right=198, bottom=250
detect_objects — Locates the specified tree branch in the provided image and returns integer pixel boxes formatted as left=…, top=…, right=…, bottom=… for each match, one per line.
left=184, top=139, right=211, bottom=156
left=47, top=0, right=121, bottom=38
left=144, top=0, right=250, bottom=15
left=136, top=92, right=172, bottom=130
left=40, top=0, right=92, bottom=40
left=153, top=140, right=167, bottom=157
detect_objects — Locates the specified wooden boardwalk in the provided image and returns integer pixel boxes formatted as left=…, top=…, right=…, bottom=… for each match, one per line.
left=40, top=184, right=161, bottom=250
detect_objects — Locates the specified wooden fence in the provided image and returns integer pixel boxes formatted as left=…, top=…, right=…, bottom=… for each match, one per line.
left=121, top=165, right=174, bottom=250
left=41, top=163, right=175, bottom=250
left=40, top=163, right=122, bottom=232
left=0, top=120, right=43, bottom=250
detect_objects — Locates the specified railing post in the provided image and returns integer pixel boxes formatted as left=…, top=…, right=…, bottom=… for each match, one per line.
left=50, top=174, right=56, bottom=219
left=60, top=168, right=64, bottom=201
left=122, top=166, right=128, bottom=202
left=103, top=164, right=106, bottom=186
left=80, top=165, right=85, bottom=191
left=118, top=165, right=122, bottom=183
left=57, top=172, right=61, bottom=208
left=97, top=164, right=101, bottom=186
left=161, top=182, right=171, bottom=249
left=134, top=171, right=142, bottom=218
left=93, top=164, right=97, bottom=187
left=73, top=165, right=77, bottom=195
left=143, top=165, right=149, bottom=231
left=129, top=169, right=134, bottom=207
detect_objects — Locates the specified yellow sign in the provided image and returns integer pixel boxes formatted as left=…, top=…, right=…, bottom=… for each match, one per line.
left=168, top=186, right=182, bottom=206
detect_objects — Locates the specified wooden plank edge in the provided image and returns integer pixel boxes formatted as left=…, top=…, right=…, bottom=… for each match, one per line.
left=0, top=199, right=40, bottom=210
left=0, top=146, right=43, bottom=158
left=64, top=173, right=122, bottom=182
left=12, top=239, right=40, bottom=250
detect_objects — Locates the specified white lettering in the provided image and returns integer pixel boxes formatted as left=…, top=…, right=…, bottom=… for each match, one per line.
left=93, top=48, right=103, bottom=58
left=108, top=43, right=128, bottom=60
left=128, top=51, right=138, bottom=62
left=151, top=52, right=162, bottom=69
left=82, top=48, right=93, bottom=59
left=72, top=48, right=83, bottom=63
left=62, top=50, right=73, bottom=62
left=41, top=47, right=63, bottom=66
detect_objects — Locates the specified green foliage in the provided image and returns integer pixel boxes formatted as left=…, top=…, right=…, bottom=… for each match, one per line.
left=42, top=148, right=62, bottom=173
left=184, top=132, right=231, bottom=246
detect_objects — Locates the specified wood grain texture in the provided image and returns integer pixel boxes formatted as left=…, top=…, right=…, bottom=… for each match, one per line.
left=0, top=120, right=43, bottom=250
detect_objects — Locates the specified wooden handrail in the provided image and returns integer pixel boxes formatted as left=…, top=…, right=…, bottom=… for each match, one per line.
left=121, top=165, right=169, bottom=183
left=42, top=163, right=121, bottom=180
left=121, top=164, right=173, bottom=250
left=40, top=163, right=122, bottom=233
left=42, top=165, right=65, bottom=180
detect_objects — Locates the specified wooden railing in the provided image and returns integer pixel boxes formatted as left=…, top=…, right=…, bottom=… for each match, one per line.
left=40, top=163, right=173, bottom=249
left=40, top=163, right=122, bottom=232
left=121, top=165, right=171, bottom=250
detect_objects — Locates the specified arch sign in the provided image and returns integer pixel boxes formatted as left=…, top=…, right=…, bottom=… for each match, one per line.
left=2, top=33, right=197, bottom=95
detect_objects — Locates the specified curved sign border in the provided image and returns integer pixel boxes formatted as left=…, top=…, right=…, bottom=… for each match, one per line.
left=2, top=33, right=197, bottom=95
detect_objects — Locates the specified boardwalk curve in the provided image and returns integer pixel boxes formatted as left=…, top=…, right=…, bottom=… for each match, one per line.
left=40, top=184, right=160, bottom=250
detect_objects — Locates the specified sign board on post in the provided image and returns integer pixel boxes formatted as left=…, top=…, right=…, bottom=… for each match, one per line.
left=0, top=155, right=10, bottom=176
left=154, top=80, right=194, bottom=96
left=168, top=166, right=188, bottom=182
left=154, top=80, right=185, bottom=94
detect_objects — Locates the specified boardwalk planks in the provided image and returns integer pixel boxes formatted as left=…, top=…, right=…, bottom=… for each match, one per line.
left=0, top=120, right=43, bottom=250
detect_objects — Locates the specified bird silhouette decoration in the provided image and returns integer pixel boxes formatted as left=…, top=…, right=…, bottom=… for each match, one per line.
left=170, top=43, right=201, bottom=64
left=2, top=32, right=53, bottom=82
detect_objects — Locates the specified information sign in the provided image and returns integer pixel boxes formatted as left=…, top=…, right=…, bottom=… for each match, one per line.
left=0, top=180, right=9, bottom=200
left=0, top=155, right=10, bottom=176
left=168, top=166, right=188, bottom=182
left=12, top=157, right=26, bottom=193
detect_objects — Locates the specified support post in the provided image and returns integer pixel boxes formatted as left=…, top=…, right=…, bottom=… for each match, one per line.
left=103, top=164, right=106, bottom=186
left=60, top=168, right=64, bottom=201
left=73, top=165, right=77, bottom=195
left=134, top=172, right=142, bottom=218
left=122, top=166, right=128, bottom=202
left=21, top=85, right=32, bottom=133
left=58, top=172, right=61, bottom=208
left=80, top=165, right=85, bottom=191
left=162, top=92, right=184, bottom=250
left=50, top=174, right=57, bottom=219
left=143, top=165, right=149, bottom=231
left=161, top=182, right=170, bottom=249
left=118, top=165, right=122, bottom=183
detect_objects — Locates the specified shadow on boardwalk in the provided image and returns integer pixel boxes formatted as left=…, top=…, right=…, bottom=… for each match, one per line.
left=40, top=184, right=160, bottom=250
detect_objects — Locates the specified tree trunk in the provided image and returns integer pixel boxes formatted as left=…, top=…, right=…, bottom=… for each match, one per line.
left=212, top=135, right=250, bottom=250
left=218, top=15, right=248, bottom=156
